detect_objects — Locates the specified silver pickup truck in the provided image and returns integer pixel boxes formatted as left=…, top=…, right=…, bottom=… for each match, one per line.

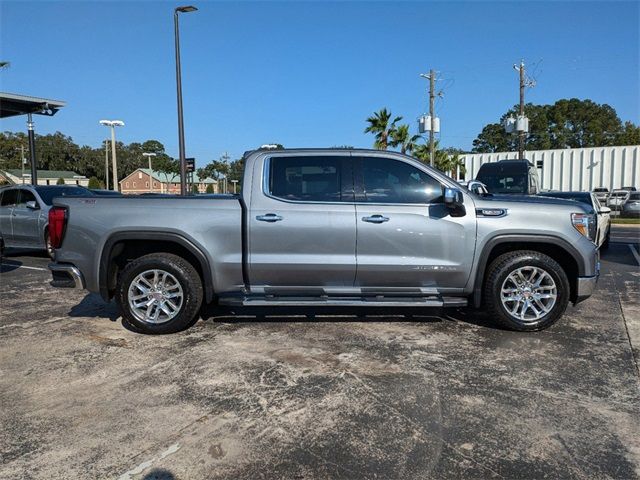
left=48, top=149, right=599, bottom=334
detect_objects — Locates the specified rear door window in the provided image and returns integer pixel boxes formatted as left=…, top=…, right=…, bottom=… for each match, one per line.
left=0, top=189, right=18, bottom=207
left=267, top=156, right=351, bottom=202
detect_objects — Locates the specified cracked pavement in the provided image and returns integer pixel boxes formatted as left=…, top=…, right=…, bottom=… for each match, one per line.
left=1, top=227, right=639, bottom=479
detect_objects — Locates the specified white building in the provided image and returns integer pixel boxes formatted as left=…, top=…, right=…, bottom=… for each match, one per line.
left=0, top=169, right=89, bottom=186
left=461, top=145, right=640, bottom=191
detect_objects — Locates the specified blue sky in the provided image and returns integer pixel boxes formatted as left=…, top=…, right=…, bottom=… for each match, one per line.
left=1, top=1, right=638, bottom=166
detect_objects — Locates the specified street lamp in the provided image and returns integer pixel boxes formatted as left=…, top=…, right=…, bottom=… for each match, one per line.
left=174, top=4, right=198, bottom=196
left=142, top=152, right=157, bottom=191
left=231, top=179, right=238, bottom=194
left=99, top=120, right=124, bottom=191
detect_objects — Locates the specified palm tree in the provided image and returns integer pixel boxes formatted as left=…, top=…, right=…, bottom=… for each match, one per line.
left=412, top=141, right=467, bottom=179
left=412, top=143, right=430, bottom=164
left=390, top=124, right=422, bottom=154
left=364, top=108, right=402, bottom=150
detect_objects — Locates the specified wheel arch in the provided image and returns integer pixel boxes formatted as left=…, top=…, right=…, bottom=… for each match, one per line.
left=98, top=231, right=214, bottom=303
left=472, top=234, right=585, bottom=308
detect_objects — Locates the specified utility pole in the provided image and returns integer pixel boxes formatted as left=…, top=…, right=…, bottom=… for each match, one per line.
left=511, top=60, right=535, bottom=160
left=517, top=61, right=525, bottom=160
left=429, top=69, right=435, bottom=167
left=419, top=71, right=440, bottom=167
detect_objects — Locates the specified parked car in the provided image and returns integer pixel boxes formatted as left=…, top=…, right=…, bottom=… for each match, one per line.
left=592, top=187, right=609, bottom=203
left=460, top=180, right=489, bottom=196
left=621, top=192, right=640, bottom=217
left=48, top=149, right=599, bottom=334
left=90, top=189, right=123, bottom=196
left=607, top=189, right=631, bottom=210
left=621, top=186, right=637, bottom=192
left=475, top=159, right=540, bottom=195
left=537, top=191, right=611, bottom=249
left=0, top=185, right=94, bottom=257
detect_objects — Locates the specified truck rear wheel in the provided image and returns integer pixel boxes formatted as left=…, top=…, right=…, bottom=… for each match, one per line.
left=484, top=250, right=570, bottom=331
left=116, top=253, right=203, bottom=334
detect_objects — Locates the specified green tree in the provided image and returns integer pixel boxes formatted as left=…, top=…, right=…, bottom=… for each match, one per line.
left=200, top=158, right=229, bottom=181
left=56, top=177, right=65, bottom=185
left=365, top=108, right=402, bottom=150
left=617, top=121, right=640, bottom=145
left=390, top=124, right=422, bottom=154
left=87, top=176, right=101, bottom=189
left=472, top=99, right=637, bottom=153
left=205, top=183, right=215, bottom=194
left=227, top=158, right=244, bottom=183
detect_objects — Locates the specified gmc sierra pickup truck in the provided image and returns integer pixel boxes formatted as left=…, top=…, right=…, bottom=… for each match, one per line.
left=48, top=149, right=599, bottom=334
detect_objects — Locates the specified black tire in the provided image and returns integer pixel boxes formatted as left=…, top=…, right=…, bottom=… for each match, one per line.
left=484, top=250, right=570, bottom=331
left=116, top=253, right=203, bottom=334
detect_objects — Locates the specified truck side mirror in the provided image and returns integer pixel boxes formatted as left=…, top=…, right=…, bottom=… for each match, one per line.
left=444, top=188, right=463, bottom=208
left=26, top=200, right=39, bottom=210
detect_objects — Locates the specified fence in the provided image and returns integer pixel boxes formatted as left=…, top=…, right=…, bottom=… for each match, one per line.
left=460, top=145, right=640, bottom=191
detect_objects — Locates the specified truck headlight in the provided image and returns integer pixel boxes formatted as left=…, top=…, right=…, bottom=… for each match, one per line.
left=571, top=213, right=595, bottom=241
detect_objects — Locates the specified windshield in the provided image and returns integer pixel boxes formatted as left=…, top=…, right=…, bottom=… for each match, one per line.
left=629, top=193, right=640, bottom=200
left=35, top=186, right=93, bottom=205
left=612, top=192, right=628, bottom=197
left=476, top=172, right=527, bottom=194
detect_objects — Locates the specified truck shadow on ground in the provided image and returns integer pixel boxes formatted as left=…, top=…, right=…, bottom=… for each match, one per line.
left=201, top=305, right=501, bottom=330
left=0, top=259, right=22, bottom=273
left=66, top=294, right=502, bottom=332
left=68, top=293, right=121, bottom=321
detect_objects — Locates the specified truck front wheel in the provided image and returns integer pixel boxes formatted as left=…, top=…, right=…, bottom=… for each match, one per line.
left=116, top=253, right=203, bottom=334
left=484, top=250, right=570, bottom=331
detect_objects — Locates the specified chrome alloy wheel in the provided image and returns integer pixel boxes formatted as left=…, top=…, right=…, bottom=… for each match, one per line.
left=128, top=269, right=184, bottom=324
left=500, top=266, right=557, bottom=324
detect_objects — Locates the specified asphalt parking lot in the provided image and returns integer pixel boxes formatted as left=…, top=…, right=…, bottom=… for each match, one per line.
left=1, top=225, right=639, bottom=480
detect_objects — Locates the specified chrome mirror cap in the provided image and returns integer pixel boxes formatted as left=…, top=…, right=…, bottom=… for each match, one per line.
left=444, top=188, right=463, bottom=207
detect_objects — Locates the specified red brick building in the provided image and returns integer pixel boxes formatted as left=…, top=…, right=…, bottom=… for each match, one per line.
left=119, top=168, right=218, bottom=194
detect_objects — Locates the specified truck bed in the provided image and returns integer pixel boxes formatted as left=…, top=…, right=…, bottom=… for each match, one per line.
left=53, top=195, right=245, bottom=296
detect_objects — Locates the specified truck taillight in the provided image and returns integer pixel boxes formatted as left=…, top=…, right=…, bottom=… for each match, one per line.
left=48, top=206, right=67, bottom=249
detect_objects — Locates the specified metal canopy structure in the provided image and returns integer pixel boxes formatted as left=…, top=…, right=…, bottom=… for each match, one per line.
left=0, top=92, right=66, bottom=184
left=0, top=92, right=66, bottom=118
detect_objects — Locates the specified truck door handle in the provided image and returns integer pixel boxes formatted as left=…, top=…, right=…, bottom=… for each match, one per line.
left=256, top=213, right=283, bottom=222
left=362, top=215, right=389, bottom=224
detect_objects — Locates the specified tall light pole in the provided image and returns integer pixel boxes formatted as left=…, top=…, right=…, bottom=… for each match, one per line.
left=103, top=140, right=109, bottom=190
left=231, top=179, right=238, bottom=194
left=99, top=120, right=124, bottom=191
left=143, top=152, right=157, bottom=191
left=174, top=5, right=198, bottom=196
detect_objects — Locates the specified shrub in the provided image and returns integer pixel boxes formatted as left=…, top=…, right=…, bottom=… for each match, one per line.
left=87, top=176, right=101, bottom=189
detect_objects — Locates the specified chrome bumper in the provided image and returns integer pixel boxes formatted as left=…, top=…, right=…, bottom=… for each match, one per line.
left=48, top=263, right=85, bottom=289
